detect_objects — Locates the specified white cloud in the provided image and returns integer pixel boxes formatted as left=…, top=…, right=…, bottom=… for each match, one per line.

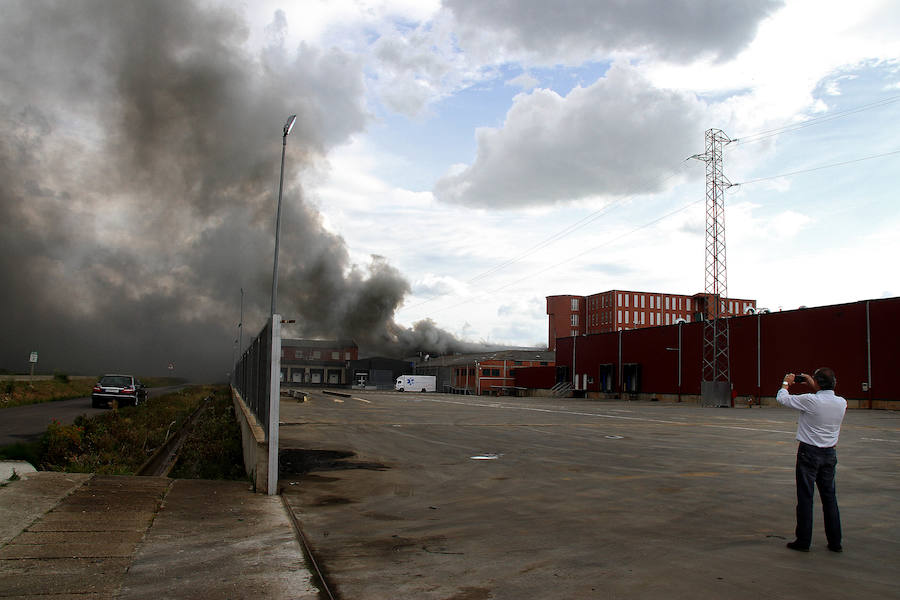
left=444, top=0, right=784, bottom=65
left=433, top=62, right=705, bottom=208
left=506, top=72, right=539, bottom=90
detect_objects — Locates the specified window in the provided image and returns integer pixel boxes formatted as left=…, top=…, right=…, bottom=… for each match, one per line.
left=634, top=311, right=638, bottom=324
left=641, top=295, right=645, bottom=308
left=294, top=350, right=304, bottom=359
left=686, top=315, right=691, bottom=322
left=331, top=351, right=340, bottom=360
left=313, top=351, right=321, bottom=359
left=665, top=297, right=670, bottom=310
left=618, top=293, right=623, bottom=306
left=641, top=313, right=646, bottom=325
left=634, top=294, right=638, bottom=306
left=625, top=294, right=629, bottom=307
left=618, top=310, right=622, bottom=323
left=666, top=314, right=670, bottom=325
left=686, top=298, right=691, bottom=311
left=625, top=311, right=630, bottom=323
left=571, top=298, right=579, bottom=311
left=571, top=314, right=579, bottom=326
left=345, top=352, right=351, bottom=360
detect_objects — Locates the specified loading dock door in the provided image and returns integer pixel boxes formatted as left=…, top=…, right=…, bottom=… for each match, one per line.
left=598, top=364, right=614, bottom=393
left=623, top=363, right=642, bottom=393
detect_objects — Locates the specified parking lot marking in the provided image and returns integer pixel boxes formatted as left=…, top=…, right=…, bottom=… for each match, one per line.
left=418, top=397, right=795, bottom=436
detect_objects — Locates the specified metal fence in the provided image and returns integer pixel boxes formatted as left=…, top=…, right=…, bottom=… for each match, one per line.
left=233, top=315, right=281, bottom=494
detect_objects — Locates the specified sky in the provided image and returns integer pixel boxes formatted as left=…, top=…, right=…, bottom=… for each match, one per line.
left=1, top=1, right=898, bottom=380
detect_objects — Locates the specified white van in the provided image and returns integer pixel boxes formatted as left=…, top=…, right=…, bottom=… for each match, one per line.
left=395, top=375, right=436, bottom=392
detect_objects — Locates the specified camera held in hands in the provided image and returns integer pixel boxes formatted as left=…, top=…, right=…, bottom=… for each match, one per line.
left=793, top=372, right=806, bottom=383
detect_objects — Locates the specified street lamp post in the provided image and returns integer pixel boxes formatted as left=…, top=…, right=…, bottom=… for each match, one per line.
left=665, top=321, right=684, bottom=401
left=270, top=114, right=297, bottom=319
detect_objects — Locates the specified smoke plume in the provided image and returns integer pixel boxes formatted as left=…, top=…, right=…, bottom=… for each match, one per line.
left=0, top=1, right=483, bottom=381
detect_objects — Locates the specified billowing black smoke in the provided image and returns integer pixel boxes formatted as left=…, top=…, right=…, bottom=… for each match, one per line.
left=0, top=1, right=488, bottom=381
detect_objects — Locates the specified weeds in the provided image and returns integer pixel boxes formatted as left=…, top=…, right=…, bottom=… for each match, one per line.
left=0, top=378, right=95, bottom=409
left=38, top=385, right=225, bottom=475
left=170, top=393, right=246, bottom=481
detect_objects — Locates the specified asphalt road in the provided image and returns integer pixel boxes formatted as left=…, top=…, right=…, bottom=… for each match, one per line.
left=280, top=390, right=900, bottom=600
left=0, top=385, right=189, bottom=446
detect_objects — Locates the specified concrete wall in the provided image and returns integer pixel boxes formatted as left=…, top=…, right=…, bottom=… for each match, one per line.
left=231, top=386, right=269, bottom=493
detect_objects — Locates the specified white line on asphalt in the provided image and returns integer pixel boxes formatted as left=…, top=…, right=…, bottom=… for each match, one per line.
left=861, top=437, right=900, bottom=443
left=354, top=397, right=371, bottom=404
left=418, top=397, right=794, bottom=436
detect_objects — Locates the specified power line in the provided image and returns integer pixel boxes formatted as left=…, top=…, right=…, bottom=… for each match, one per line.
left=415, top=196, right=704, bottom=319
left=412, top=147, right=899, bottom=320
left=403, top=159, right=694, bottom=311
left=730, top=148, right=900, bottom=187
left=728, top=94, right=900, bottom=147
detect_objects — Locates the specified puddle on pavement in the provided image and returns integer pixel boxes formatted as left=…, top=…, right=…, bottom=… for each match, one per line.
left=279, top=448, right=389, bottom=475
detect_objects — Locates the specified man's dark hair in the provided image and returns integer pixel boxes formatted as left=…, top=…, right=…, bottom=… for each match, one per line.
left=814, top=367, right=836, bottom=390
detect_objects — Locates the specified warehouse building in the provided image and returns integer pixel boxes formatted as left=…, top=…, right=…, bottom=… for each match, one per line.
left=280, top=339, right=358, bottom=385
left=411, top=350, right=555, bottom=395
left=552, top=296, right=898, bottom=409
left=547, top=290, right=757, bottom=350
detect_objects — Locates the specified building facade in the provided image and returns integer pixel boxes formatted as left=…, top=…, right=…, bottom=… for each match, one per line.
left=280, top=339, right=358, bottom=385
left=547, top=290, right=756, bottom=350
left=411, top=350, right=555, bottom=395
left=555, top=296, right=898, bottom=408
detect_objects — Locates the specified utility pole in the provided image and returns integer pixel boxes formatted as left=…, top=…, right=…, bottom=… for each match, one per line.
left=692, top=128, right=733, bottom=407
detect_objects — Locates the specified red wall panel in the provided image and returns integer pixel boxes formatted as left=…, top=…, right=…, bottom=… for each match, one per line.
left=557, top=297, right=899, bottom=402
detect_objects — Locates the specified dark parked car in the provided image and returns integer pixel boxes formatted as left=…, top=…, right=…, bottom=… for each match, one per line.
left=92, top=374, right=148, bottom=408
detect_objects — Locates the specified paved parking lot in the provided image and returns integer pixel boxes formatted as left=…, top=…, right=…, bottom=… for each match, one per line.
left=280, top=392, right=900, bottom=600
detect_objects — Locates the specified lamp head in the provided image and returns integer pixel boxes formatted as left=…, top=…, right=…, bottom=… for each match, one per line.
left=284, top=114, right=297, bottom=137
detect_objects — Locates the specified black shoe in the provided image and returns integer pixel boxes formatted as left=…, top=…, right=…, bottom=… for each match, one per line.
left=827, top=544, right=843, bottom=553
left=786, top=541, right=810, bottom=552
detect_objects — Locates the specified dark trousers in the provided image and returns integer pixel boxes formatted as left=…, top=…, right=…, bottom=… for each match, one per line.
left=795, top=442, right=841, bottom=547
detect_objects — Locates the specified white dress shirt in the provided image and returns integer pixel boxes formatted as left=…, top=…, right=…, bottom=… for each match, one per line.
left=776, top=388, right=847, bottom=447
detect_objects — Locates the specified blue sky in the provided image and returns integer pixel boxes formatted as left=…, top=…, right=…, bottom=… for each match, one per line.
left=251, top=0, right=900, bottom=348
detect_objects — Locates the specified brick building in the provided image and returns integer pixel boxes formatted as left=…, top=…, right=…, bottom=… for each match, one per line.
left=411, top=349, right=555, bottom=395
left=547, top=290, right=756, bottom=351
left=280, top=339, right=358, bottom=385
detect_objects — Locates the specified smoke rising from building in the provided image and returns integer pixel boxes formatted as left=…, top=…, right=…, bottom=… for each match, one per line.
left=0, top=1, right=489, bottom=380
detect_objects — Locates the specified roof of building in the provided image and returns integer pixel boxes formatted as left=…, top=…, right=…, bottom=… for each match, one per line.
left=282, top=338, right=357, bottom=348
left=409, top=349, right=555, bottom=367
left=564, top=289, right=756, bottom=302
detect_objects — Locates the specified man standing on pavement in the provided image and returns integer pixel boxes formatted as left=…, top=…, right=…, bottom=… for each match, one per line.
left=778, top=367, right=847, bottom=553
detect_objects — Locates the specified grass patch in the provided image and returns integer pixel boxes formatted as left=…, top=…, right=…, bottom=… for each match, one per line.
left=0, top=375, right=189, bottom=409
left=169, top=393, right=246, bottom=481
left=37, top=385, right=226, bottom=475
left=0, top=378, right=96, bottom=409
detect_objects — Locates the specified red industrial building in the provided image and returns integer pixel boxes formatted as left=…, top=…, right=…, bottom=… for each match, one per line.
left=547, top=296, right=898, bottom=409
left=547, top=290, right=757, bottom=350
left=412, top=350, right=555, bottom=395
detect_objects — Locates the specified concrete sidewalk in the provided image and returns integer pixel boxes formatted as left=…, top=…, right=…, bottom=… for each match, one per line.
left=0, top=471, right=319, bottom=599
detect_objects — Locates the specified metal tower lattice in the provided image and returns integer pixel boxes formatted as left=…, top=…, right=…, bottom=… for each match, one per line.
left=694, top=129, right=733, bottom=396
